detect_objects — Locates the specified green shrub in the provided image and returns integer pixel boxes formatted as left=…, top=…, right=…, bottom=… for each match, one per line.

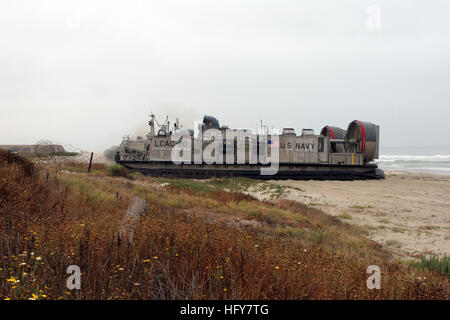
left=108, top=164, right=131, bottom=179
left=412, top=255, right=450, bottom=277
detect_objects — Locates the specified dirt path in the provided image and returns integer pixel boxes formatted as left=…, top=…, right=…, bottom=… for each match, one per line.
left=261, top=171, right=450, bottom=258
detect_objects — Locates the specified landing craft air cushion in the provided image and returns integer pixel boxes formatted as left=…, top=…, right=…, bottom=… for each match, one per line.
left=115, top=115, right=385, bottom=180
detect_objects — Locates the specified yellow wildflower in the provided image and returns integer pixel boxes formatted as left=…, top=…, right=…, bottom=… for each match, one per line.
left=7, top=277, right=17, bottom=283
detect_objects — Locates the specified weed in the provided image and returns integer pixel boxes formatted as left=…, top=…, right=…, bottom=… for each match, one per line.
left=338, top=213, right=352, bottom=220
left=411, top=255, right=450, bottom=277
left=108, top=164, right=132, bottom=179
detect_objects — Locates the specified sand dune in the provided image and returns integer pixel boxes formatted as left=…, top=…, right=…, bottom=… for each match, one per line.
left=265, top=171, right=450, bottom=258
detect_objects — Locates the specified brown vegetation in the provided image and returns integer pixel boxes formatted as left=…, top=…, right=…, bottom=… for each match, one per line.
left=0, top=150, right=448, bottom=300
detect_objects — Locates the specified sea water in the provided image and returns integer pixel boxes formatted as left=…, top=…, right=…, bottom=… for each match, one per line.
left=378, top=145, right=450, bottom=175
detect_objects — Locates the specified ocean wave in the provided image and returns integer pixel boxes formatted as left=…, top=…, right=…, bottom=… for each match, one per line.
left=379, top=154, right=450, bottom=162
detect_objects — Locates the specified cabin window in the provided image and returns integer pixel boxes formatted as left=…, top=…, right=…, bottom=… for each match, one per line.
left=331, top=143, right=337, bottom=153
left=318, top=138, right=324, bottom=152
left=157, top=129, right=167, bottom=137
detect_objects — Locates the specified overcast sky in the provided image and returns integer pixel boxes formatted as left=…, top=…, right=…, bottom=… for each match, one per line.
left=0, top=0, right=449, bottom=152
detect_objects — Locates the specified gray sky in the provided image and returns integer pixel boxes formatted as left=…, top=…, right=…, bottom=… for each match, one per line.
left=0, top=0, right=449, bottom=152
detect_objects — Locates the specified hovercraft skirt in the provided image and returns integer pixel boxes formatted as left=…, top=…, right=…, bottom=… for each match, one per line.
left=116, top=160, right=384, bottom=180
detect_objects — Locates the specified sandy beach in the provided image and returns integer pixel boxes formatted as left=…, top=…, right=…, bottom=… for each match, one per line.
left=263, top=171, right=450, bottom=258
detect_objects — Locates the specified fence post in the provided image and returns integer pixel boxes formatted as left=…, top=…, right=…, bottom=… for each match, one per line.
left=88, top=152, right=94, bottom=173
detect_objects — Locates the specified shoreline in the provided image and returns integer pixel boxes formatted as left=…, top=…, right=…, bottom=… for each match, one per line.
left=379, top=167, right=450, bottom=176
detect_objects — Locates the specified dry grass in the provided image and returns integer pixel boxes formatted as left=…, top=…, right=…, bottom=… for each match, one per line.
left=0, top=150, right=448, bottom=300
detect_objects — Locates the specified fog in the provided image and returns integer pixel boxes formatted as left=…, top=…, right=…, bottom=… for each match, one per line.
left=0, top=0, right=449, bottom=152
